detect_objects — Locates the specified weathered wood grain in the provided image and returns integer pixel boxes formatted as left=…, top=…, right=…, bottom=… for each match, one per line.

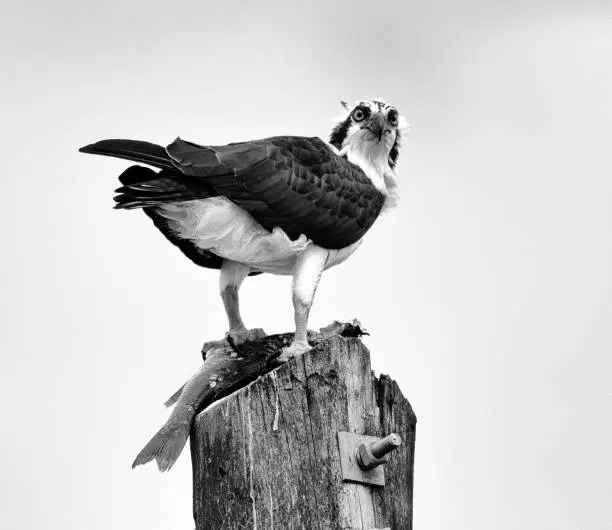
left=191, top=334, right=416, bottom=530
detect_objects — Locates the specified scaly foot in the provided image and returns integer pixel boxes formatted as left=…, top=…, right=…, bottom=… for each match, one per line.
left=279, top=340, right=312, bottom=362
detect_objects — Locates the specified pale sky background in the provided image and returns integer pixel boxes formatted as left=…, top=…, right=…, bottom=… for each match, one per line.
left=1, top=1, right=610, bottom=529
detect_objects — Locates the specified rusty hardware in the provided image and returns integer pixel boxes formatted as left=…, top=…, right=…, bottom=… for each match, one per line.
left=337, top=432, right=402, bottom=486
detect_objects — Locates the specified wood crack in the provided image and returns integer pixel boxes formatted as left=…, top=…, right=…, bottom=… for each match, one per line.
left=302, top=354, right=324, bottom=530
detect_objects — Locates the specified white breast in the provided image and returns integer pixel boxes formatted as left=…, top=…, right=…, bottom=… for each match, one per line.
left=340, top=130, right=400, bottom=212
left=156, top=197, right=361, bottom=275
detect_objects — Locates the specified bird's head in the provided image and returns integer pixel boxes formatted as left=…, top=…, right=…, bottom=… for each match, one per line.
left=329, top=98, right=409, bottom=170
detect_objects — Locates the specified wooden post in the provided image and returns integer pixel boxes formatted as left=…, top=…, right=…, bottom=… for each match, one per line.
left=190, top=334, right=416, bottom=530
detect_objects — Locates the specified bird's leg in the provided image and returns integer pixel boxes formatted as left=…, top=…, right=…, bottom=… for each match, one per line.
left=204, top=260, right=266, bottom=352
left=221, top=262, right=248, bottom=333
left=280, top=245, right=330, bottom=361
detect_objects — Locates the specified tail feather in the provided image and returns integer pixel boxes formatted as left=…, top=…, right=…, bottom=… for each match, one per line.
left=113, top=166, right=214, bottom=209
left=118, top=164, right=159, bottom=186
left=132, top=421, right=190, bottom=472
left=79, top=139, right=175, bottom=170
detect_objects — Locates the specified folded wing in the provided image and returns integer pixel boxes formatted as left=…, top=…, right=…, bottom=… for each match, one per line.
left=167, top=136, right=385, bottom=249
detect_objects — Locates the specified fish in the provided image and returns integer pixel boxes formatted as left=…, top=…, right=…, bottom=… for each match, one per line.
left=132, top=320, right=367, bottom=472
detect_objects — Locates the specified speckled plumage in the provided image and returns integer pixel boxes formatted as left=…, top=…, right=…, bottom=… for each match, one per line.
left=82, top=135, right=386, bottom=255
left=165, top=136, right=386, bottom=250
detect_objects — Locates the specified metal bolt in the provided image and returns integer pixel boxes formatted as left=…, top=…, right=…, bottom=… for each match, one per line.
left=370, top=433, right=402, bottom=458
left=356, top=433, right=402, bottom=471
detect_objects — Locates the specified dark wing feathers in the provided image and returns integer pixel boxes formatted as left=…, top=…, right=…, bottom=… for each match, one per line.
left=80, top=135, right=385, bottom=250
left=167, top=136, right=385, bottom=249
left=79, top=139, right=175, bottom=170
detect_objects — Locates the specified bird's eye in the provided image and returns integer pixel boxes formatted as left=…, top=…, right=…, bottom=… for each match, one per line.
left=388, top=110, right=398, bottom=125
left=352, top=107, right=366, bottom=122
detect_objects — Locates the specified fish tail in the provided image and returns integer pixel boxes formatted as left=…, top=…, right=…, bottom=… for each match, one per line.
left=164, top=383, right=186, bottom=408
left=132, top=422, right=190, bottom=472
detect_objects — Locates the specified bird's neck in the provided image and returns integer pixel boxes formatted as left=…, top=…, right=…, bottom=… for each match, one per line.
left=342, top=142, right=399, bottom=210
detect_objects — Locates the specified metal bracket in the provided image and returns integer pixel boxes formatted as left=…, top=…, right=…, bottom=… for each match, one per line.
left=337, top=432, right=401, bottom=487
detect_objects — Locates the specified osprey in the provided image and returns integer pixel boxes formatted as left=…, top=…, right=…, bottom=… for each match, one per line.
left=80, top=98, right=407, bottom=359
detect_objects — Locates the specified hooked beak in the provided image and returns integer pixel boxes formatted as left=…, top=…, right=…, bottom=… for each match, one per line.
left=366, top=114, right=386, bottom=142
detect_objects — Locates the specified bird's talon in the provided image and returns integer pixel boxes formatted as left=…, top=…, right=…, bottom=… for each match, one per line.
left=279, top=341, right=312, bottom=362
